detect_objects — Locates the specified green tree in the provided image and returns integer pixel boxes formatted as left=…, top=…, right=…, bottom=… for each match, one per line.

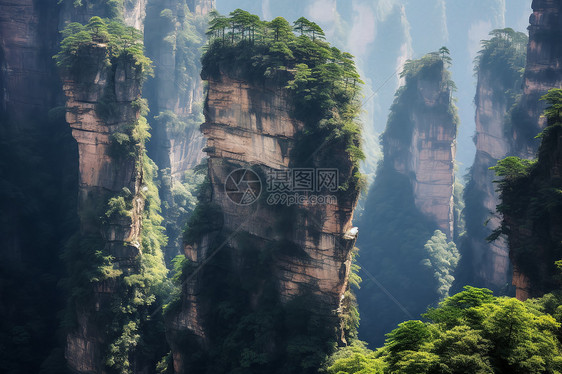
left=385, top=320, right=432, bottom=357
left=421, top=230, right=459, bottom=300
left=310, top=22, right=325, bottom=41
left=293, top=17, right=311, bottom=36
left=86, top=16, right=108, bottom=41
left=268, top=17, right=293, bottom=42
left=439, top=46, right=452, bottom=66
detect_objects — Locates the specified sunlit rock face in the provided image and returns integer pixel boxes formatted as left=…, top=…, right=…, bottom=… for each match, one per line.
left=385, top=71, right=457, bottom=239
left=62, top=42, right=146, bottom=374
left=58, top=2, right=149, bottom=372
left=167, top=67, right=360, bottom=374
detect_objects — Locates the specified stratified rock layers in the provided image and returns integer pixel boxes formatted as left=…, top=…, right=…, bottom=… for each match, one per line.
left=386, top=72, right=457, bottom=239
left=168, top=70, right=359, bottom=373
left=63, top=44, right=146, bottom=373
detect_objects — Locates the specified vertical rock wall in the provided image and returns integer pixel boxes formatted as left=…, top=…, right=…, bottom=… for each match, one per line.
left=466, top=68, right=513, bottom=289
left=458, top=29, right=528, bottom=293
left=386, top=69, right=457, bottom=239
left=62, top=43, right=146, bottom=373
left=509, top=0, right=562, bottom=298
left=167, top=69, right=359, bottom=373
left=144, top=0, right=214, bottom=179
left=60, top=1, right=153, bottom=371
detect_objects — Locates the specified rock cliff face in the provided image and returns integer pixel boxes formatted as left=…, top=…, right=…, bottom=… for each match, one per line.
left=507, top=0, right=562, bottom=299
left=59, top=2, right=155, bottom=372
left=0, top=0, right=60, bottom=261
left=0, top=1, right=79, bottom=371
left=513, top=0, right=562, bottom=158
left=62, top=43, right=146, bottom=374
left=385, top=68, right=457, bottom=239
left=167, top=69, right=359, bottom=373
left=187, top=0, right=213, bottom=15
left=500, top=112, right=562, bottom=301
left=356, top=55, right=459, bottom=347
left=458, top=29, right=528, bottom=293
left=144, top=0, right=212, bottom=178
left=144, top=0, right=213, bottom=261
left=465, top=69, right=513, bottom=289
left=0, top=0, right=61, bottom=124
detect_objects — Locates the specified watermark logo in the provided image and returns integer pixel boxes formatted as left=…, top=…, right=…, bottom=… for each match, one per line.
left=225, top=168, right=262, bottom=206
left=225, top=167, right=339, bottom=206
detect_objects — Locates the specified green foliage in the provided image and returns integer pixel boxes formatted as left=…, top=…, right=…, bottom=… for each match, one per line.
left=105, top=188, right=133, bottom=219
left=182, top=200, right=223, bottom=245
left=54, top=17, right=153, bottom=81
left=154, top=110, right=202, bottom=136
left=339, top=249, right=362, bottom=342
left=474, top=28, right=527, bottom=106
left=324, top=341, right=384, bottom=374
left=422, top=230, right=460, bottom=300
left=490, top=89, right=562, bottom=293
left=324, top=287, right=562, bottom=373
left=159, top=164, right=206, bottom=262
left=98, top=156, right=169, bottom=374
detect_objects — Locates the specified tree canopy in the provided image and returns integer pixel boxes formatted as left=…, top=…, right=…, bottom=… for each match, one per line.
left=325, top=286, right=562, bottom=374
left=54, top=16, right=153, bottom=80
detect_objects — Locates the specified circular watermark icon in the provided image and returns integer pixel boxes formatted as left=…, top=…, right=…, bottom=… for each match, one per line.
left=224, top=168, right=262, bottom=205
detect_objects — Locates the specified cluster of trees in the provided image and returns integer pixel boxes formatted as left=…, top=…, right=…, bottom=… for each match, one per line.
left=54, top=16, right=153, bottom=80
left=400, top=47, right=454, bottom=90
left=474, top=28, right=527, bottom=80
left=206, top=10, right=325, bottom=45
left=326, top=286, right=562, bottom=373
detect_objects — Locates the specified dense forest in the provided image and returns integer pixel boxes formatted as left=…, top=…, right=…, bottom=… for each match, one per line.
left=1, top=0, right=562, bottom=373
